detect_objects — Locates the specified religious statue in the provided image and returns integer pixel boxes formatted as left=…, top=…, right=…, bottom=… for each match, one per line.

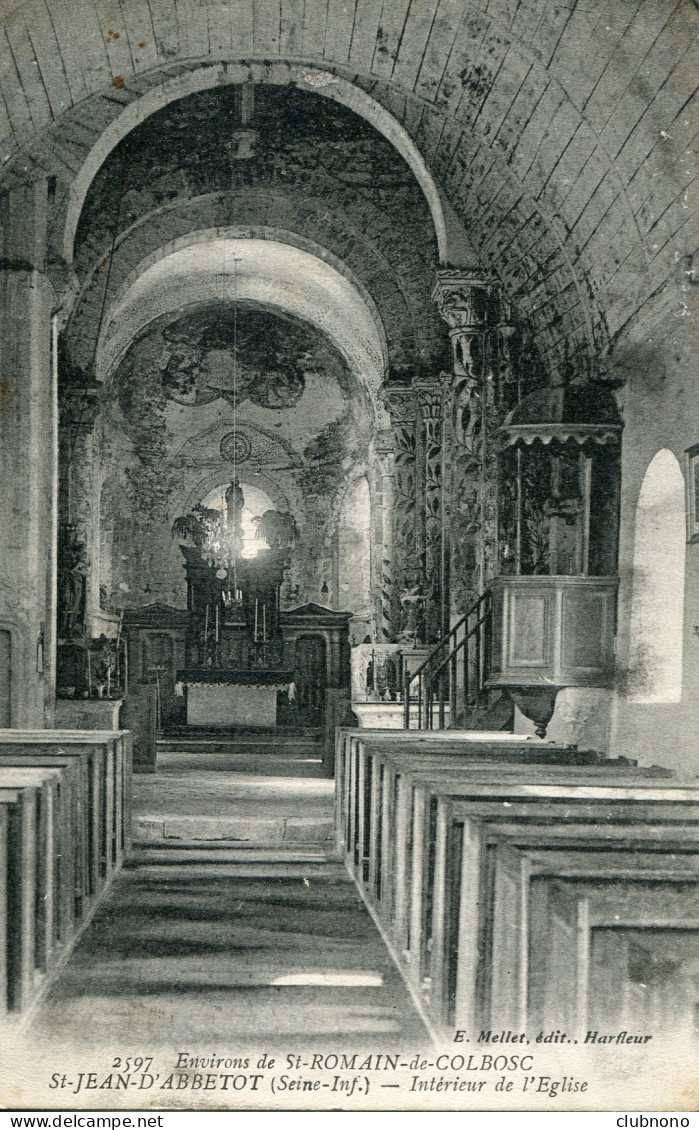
left=58, top=524, right=87, bottom=640
left=225, top=478, right=245, bottom=555
left=399, top=577, right=426, bottom=644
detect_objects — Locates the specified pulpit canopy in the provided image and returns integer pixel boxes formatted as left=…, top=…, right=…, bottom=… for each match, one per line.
left=495, top=383, right=622, bottom=449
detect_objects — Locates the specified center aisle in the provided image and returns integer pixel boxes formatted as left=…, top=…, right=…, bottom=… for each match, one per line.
left=32, top=743, right=429, bottom=1053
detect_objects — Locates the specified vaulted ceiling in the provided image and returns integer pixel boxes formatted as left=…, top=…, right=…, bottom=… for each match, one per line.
left=0, top=0, right=695, bottom=385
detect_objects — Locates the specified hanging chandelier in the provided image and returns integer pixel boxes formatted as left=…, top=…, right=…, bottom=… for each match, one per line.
left=203, top=252, right=245, bottom=584
left=200, top=479, right=245, bottom=572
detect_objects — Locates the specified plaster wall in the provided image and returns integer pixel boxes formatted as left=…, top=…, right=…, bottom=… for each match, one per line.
left=609, top=298, right=699, bottom=776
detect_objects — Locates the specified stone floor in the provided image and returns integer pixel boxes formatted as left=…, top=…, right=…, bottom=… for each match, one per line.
left=33, top=856, right=427, bottom=1052
left=31, top=741, right=428, bottom=1058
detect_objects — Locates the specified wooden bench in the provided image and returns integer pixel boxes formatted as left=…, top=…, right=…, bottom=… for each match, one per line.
left=0, top=753, right=86, bottom=938
left=345, top=745, right=669, bottom=929
left=586, top=926, right=699, bottom=1038
left=494, top=847, right=699, bottom=1035
left=0, top=768, right=68, bottom=975
left=334, top=730, right=699, bottom=1044
left=0, top=730, right=133, bottom=878
left=335, top=729, right=604, bottom=852
left=338, top=734, right=640, bottom=890
left=0, top=782, right=40, bottom=1017
left=429, top=787, right=699, bottom=1041
left=0, top=731, right=133, bottom=1026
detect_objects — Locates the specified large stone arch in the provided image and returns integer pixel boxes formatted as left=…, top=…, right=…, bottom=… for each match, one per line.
left=0, top=0, right=687, bottom=382
left=96, top=235, right=389, bottom=426
left=58, top=63, right=450, bottom=267
left=64, top=193, right=444, bottom=376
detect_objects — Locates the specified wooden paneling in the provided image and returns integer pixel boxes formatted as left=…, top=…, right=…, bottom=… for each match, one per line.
left=489, top=575, right=618, bottom=688
left=508, top=590, right=549, bottom=667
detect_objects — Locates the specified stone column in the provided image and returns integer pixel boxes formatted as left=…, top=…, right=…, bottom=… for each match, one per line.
left=0, top=181, right=57, bottom=725
left=371, top=428, right=396, bottom=642
left=432, top=269, right=502, bottom=615
left=380, top=385, right=421, bottom=643
left=59, top=382, right=101, bottom=636
left=414, top=375, right=448, bottom=644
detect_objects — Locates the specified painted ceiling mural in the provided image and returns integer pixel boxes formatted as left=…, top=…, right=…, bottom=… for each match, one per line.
left=157, top=305, right=319, bottom=409
left=103, top=300, right=369, bottom=514
left=111, top=301, right=355, bottom=418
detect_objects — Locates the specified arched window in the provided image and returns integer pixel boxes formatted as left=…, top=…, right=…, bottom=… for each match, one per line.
left=626, top=449, right=685, bottom=703
left=201, top=482, right=275, bottom=559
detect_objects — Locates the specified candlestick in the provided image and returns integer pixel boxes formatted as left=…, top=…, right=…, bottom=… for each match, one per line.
left=262, top=603, right=266, bottom=641
left=215, top=604, right=219, bottom=642
left=254, top=599, right=258, bottom=641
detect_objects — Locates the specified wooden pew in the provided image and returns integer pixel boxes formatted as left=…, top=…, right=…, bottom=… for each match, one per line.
left=0, top=768, right=66, bottom=975
left=0, top=730, right=133, bottom=884
left=512, top=855, right=699, bottom=1036
left=334, top=729, right=601, bottom=854
left=1, top=741, right=103, bottom=904
left=0, top=784, right=38, bottom=1016
left=0, top=754, right=84, bottom=941
left=349, top=746, right=669, bottom=929
left=336, top=734, right=699, bottom=1038
left=429, top=790, right=699, bottom=1042
left=0, top=731, right=132, bottom=1027
left=339, top=733, right=634, bottom=892
left=587, top=927, right=699, bottom=1037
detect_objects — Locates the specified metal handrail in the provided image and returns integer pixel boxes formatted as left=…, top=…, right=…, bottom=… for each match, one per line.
left=402, top=590, right=493, bottom=729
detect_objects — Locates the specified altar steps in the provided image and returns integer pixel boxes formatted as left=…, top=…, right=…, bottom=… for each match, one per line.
left=159, top=725, right=322, bottom=751
left=133, top=814, right=336, bottom=848
left=153, top=749, right=326, bottom=776
left=129, top=845, right=337, bottom=865
left=132, top=751, right=335, bottom=849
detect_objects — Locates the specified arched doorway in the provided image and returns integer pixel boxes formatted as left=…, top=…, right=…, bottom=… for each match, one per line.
left=294, top=635, right=327, bottom=726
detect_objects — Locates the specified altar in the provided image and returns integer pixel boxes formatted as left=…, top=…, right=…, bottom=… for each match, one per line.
left=122, top=483, right=352, bottom=740
left=178, top=668, right=292, bottom=729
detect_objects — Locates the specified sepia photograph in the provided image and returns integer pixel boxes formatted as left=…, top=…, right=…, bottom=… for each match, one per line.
left=0, top=0, right=697, bottom=1114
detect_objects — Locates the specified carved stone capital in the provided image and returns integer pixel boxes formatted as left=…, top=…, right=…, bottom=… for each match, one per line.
left=432, top=268, right=499, bottom=330
left=413, top=374, right=447, bottom=421
left=433, top=269, right=502, bottom=380
left=380, top=384, right=417, bottom=426
left=373, top=428, right=395, bottom=457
